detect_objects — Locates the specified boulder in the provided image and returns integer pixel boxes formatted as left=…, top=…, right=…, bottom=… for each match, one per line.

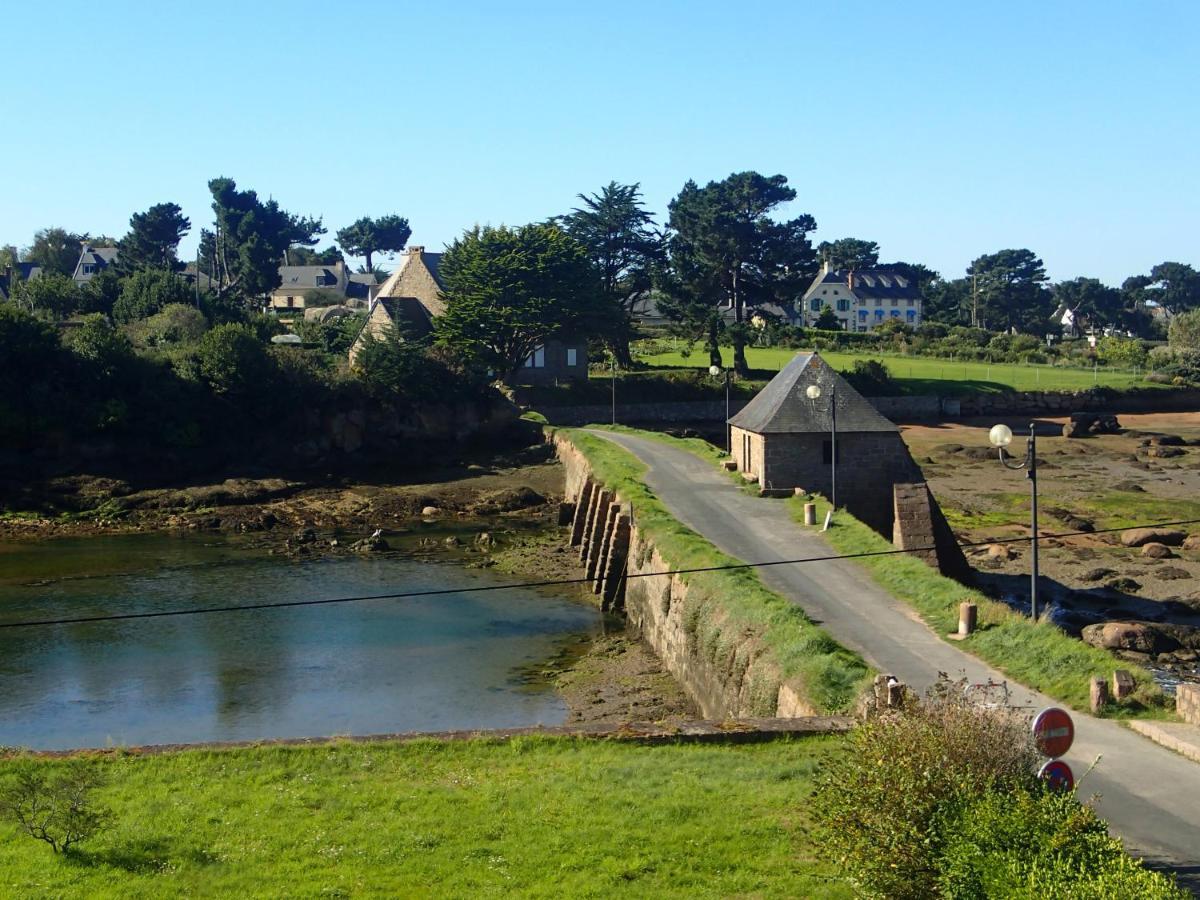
left=986, top=544, right=1016, bottom=561
left=1079, top=567, right=1117, bottom=582
left=1121, top=528, right=1187, bottom=547
left=1147, top=446, right=1185, bottom=459
left=1104, top=576, right=1142, bottom=593
left=1081, top=622, right=1180, bottom=654
left=1156, top=566, right=1191, bottom=580
left=1184, top=535, right=1200, bottom=552
left=1063, top=412, right=1121, bottom=438
left=421, top=506, right=441, bottom=517
left=1113, top=480, right=1146, bottom=492
left=1141, top=542, right=1176, bottom=559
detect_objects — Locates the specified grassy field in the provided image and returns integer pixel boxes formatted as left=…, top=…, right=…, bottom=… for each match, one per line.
left=0, top=736, right=850, bottom=898
left=562, top=428, right=870, bottom=714
left=632, top=346, right=1148, bottom=394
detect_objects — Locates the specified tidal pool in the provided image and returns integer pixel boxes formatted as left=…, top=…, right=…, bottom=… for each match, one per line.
left=0, top=533, right=601, bottom=749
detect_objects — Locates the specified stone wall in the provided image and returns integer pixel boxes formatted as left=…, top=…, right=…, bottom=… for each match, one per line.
left=536, top=387, right=1200, bottom=427
left=1179, top=683, right=1200, bottom=726
left=553, top=433, right=818, bottom=719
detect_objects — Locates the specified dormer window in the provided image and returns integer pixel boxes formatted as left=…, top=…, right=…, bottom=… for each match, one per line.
left=83, top=264, right=95, bottom=274
left=313, top=273, right=327, bottom=286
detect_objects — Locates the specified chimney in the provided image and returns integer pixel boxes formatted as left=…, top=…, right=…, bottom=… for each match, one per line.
left=820, top=258, right=831, bottom=276
left=847, top=271, right=854, bottom=291
left=409, top=246, right=424, bottom=256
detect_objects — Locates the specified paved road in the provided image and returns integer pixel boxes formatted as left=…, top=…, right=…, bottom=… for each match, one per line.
left=594, top=430, right=1200, bottom=886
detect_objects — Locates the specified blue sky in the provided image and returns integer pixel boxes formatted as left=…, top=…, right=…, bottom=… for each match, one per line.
left=3, top=0, right=1196, bottom=284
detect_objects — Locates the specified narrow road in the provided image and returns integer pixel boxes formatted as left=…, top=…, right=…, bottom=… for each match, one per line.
left=594, top=430, right=1200, bottom=886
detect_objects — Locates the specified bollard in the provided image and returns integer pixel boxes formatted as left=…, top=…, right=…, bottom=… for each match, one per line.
left=1112, top=670, right=1135, bottom=701
left=803, top=503, right=816, bottom=526
left=958, top=602, right=978, bottom=637
left=1090, top=676, right=1110, bottom=714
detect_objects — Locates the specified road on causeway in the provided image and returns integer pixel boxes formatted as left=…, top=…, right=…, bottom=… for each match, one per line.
left=592, top=430, right=1200, bottom=888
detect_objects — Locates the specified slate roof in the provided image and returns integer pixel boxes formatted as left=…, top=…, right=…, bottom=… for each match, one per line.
left=376, top=297, right=433, bottom=337
left=728, top=352, right=897, bottom=434
left=0, top=262, right=42, bottom=300
left=809, top=266, right=920, bottom=301
left=73, top=246, right=119, bottom=282
left=276, top=265, right=343, bottom=292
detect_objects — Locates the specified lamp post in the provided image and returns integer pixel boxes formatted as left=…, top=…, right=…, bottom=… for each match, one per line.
left=610, top=354, right=616, bottom=426
left=709, top=365, right=730, bottom=452
left=989, top=422, right=1039, bottom=620
left=805, top=383, right=836, bottom=510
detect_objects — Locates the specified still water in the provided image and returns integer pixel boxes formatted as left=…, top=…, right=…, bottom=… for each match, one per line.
left=0, top=534, right=601, bottom=749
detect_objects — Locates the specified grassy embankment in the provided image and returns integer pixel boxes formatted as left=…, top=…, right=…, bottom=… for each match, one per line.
left=943, top=488, right=1200, bottom=535
left=587, top=426, right=1167, bottom=717
left=562, top=429, right=870, bottom=714
left=633, top=346, right=1149, bottom=395
left=0, top=736, right=850, bottom=898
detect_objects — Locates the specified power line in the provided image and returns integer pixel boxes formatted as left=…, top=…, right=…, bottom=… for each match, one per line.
left=2, top=517, right=1198, bottom=631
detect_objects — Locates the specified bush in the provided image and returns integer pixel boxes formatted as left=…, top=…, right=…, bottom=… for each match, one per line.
left=196, top=323, right=276, bottom=396
left=842, top=358, right=901, bottom=396
left=1168, top=309, right=1200, bottom=350
left=354, top=328, right=485, bottom=405
left=811, top=679, right=1183, bottom=898
left=126, top=303, right=209, bottom=348
left=12, top=272, right=80, bottom=318
left=811, top=679, right=1043, bottom=899
left=113, top=269, right=194, bottom=323
left=1096, top=335, right=1148, bottom=369
left=0, top=761, right=112, bottom=854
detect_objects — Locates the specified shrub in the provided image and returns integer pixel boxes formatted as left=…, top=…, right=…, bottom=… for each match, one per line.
left=65, top=314, right=134, bottom=378
left=842, top=358, right=901, bottom=396
left=127, top=303, right=209, bottom=348
left=811, top=678, right=1042, bottom=899
left=1096, top=335, right=1148, bottom=369
left=12, top=272, right=80, bottom=318
left=113, top=268, right=193, bottom=323
left=0, top=761, right=113, bottom=854
left=196, top=323, right=276, bottom=396
left=1168, top=309, right=1200, bottom=350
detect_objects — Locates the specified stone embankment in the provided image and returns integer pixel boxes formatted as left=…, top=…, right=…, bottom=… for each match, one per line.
left=553, top=433, right=822, bottom=719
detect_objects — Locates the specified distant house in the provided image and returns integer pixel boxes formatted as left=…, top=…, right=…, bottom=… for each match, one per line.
left=269, top=262, right=353, bottom=312
left=800, top=261, right=922, bottom=332
left=350, top=245, right=588, bottom=383
left=0, top=262, right=42, bottom=300
left=72, top=245, right=120, bottom=286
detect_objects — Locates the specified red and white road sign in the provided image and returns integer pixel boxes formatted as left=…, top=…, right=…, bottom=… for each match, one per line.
left=1038, top=759, right=1075, bottom=792
left=1032, top=707, right=1075, bottom=758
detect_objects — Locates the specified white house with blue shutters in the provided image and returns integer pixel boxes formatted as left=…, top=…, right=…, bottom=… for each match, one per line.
left=800, top=260, right=923, bottom=332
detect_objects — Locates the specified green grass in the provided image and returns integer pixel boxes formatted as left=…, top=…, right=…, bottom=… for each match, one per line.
left=562, top=429, right=871, bottom=714
left=0, top=736, right=851, bottom=898
left=633, top=346, right=1150, bottom=395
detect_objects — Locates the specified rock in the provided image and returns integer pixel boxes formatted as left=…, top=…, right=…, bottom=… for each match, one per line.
left=1104, top=577, right=1141, bottom=593
left=421, top=506, right=441, bottom=517
left=1081, top=622, right=1180, bottom=654
left=468, top=486, right=547, bottom=515
left=1090, top=676, right=1110, bottom=713
left=1112, top=669, right=1136, bottom=701
left=295, top=528, right=317, bottom=544
left=351, top=536, right=389, bottom=552
left=1113, top=481, right=1146, bottom=492
left=1064, top=412, right=1121, bottom=438
left=1183, top=535, right=1200, bottom=552
left=987, top=543, right=1016, bottom=561
left=1121, top=528, right=1187, bottom=547
left=1064, top=516, right=1095, bottom=533
left=475, top=531, right=494, bottom=547
left=1147, top=446, right=1186, bottom=459
left=1079, top=567, right=1117, bottom=582
left=443, top=536, right=461, bottom=547
left=1155, top=566, right=1191, bottom=580
left=1141, top=542, right=1176, bottom=559
left=1151, top=434, right=1186, bottom=446
left=329, top=538, right=339, bottom=548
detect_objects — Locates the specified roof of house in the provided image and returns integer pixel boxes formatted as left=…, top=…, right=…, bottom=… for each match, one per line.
left=806, top=266, right=920, bottom=302
left=0, top=262, right=42, bottom=299
left=73, top=246, right=119, bottom=280
left=375, top=297, right=433, bottom=337
left=374, top=247, right=446, bottom=315
left=728, top=351, right=897, bottom=434
left=275, top=265, right=344, bottom=293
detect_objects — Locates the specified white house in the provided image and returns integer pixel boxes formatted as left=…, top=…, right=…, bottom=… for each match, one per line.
left=800, top=261, right=923, bottom=332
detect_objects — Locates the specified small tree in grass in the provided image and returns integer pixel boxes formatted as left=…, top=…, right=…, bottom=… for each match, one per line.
left=0, top=761, right=113, bottom=854
left=814, top=306, right=840, bottom=330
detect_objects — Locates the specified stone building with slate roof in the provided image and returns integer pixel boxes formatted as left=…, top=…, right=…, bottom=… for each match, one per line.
left=351, top=245, right=588, bottom=383
left=730, top=352, right=918, bottom=531
left=72, top=245, right=120, bottom=286
left=729, top=351, right=969, bottom=576
left=800, top=260, right=923, bottom=332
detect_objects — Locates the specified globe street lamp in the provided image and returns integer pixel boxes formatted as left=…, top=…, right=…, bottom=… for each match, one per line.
left=806, top=383, right=836, bottom=510
left=709, top=365, right=730, bottom=452
left=989, top=422, right=1040, bottom=621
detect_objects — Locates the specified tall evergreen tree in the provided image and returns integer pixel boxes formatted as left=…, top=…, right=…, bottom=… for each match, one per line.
left=967, top=249, right=1052, bottom=333
left=665, top=172, right=816, bottom=375
left=26, top=227, right=86, bottom=277
left=558, top=181, right=663, bottom=367
left=335, top=215, right=411, bottom=272
left=117, top=202, right=191, bottom=272
left=818, top=237, right=880, bottom=272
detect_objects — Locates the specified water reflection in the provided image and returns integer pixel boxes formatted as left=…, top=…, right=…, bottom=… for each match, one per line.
left=0, top=535, right=600, bottom=749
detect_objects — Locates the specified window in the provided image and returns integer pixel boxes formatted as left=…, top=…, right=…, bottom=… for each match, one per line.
left=890, top=309, right=900, bottom=317
left=836, top=298, right=851, bottom=312
left=566, top=348, right=578, bottom=366
left=858, top=310, right=867, bottom=321
left=906, top=298, right=914, bottom=307
left=875, top=309, right=884, bottom=320
left=907, top=309, right=917, bottom=322
left=314, top=273, right=327, bottom=286
left=524, top=346, right=546, bottom=368
left=810, top=298, right=821, bottom=312
left=83, top=264, right=95, bottom=274
left=821, top=289, right=827, bottom=295
left=875, top=298, right=882, bottom=307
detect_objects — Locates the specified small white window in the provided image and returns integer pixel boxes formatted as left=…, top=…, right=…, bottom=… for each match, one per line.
left=83, top=264, right=95, bottom=274
left=566, top=348, right=578, bottom=366
left=524, top=346, right=546, bottom=368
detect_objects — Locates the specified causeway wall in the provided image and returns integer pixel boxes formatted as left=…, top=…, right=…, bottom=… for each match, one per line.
left=553, top=433, right=819, bottom=719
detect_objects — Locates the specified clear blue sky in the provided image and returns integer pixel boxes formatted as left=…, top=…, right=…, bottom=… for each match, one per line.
left=4, top=0, right=1197, bottom=284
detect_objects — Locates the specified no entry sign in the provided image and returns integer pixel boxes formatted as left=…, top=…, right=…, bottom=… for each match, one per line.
left=1032, top=707, right=1075, bottom=758
left=1039, top=759, right=1075, bottom=792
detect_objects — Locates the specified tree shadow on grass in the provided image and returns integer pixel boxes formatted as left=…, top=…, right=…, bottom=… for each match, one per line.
left=66, top=838, right=219, bottom=873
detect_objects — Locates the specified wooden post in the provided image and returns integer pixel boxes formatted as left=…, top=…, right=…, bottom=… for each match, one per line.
left=1090, top=676, right=1110, bottom=714
left=958, top=602, right=978, bottom=637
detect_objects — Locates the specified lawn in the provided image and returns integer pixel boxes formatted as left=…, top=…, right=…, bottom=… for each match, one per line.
left=632, top=346, right=1148, bottom=395
left=0, top=736, right=850, bottom=899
